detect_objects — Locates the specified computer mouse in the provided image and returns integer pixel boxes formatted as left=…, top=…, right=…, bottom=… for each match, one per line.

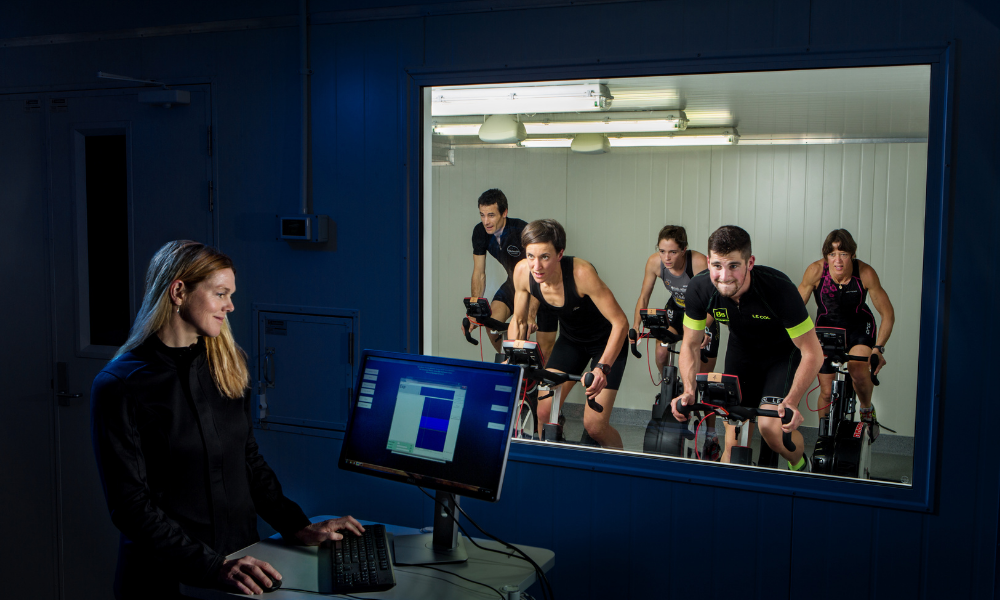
left=262, top=578, right=282, bottom=593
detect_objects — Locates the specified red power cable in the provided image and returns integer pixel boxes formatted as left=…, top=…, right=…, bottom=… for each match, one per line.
left=640, top=325, right=663, bottom=387
left=803, top=383, right=830, bottom=412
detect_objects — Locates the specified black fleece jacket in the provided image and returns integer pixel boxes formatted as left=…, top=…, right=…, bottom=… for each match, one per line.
left=91, top=335, right=310, bottom=599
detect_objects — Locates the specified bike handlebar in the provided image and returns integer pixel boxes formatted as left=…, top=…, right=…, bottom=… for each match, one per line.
left=676, top=402, right=796, bottom=453
left=582, top=372, right=602, bottom=413
left=462, top=318, right=478, bottom=345
left=628, top=329, right=642, bottom=358
left=629, top=327, right=682, bottom=359
left=462, top=316, right=510, bottom=345
left=830, top=353, right=880, bottom=386
left=522, top=368, right=603, bottom=414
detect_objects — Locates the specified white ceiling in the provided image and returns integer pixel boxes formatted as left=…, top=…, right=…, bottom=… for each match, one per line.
left=432, top=65, right=931, bottom=141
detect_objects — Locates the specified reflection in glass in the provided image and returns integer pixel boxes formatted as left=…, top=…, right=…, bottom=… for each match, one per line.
left=426, top=66, right=928, bottom=486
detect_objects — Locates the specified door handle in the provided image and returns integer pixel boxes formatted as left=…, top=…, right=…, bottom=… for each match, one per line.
left=55, top=362, right=83, bottom=406
left=56, top=391, right=83, bottom=406
left=263, top=347, right=276, bottom=388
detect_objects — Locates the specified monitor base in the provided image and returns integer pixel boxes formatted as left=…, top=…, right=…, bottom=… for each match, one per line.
left=392, top=533, right=468, bottom=565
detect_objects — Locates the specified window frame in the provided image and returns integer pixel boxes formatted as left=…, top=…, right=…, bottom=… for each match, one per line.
left=407, top=43, right=953, bottom=512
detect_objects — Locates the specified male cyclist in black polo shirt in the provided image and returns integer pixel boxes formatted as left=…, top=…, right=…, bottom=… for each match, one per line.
left=468, top=189, right=557, bottom=355
left=671, top=226, right=824, bottom=470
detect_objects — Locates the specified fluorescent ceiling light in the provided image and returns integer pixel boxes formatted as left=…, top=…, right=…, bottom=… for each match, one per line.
left=434, top=120, right=686, bottom=136
left=609, top=128, right=738, bottom=146
left=526, top=119, right=685, bottom=134
left=519, top=138, right=573, bottom=148
left=738, top=137, right=927, bottom=145
left=432, top=84, right=612, bottom=116
left=433, top=111, right=688, bottom=136
left=433, top=123, right=482, bottom=136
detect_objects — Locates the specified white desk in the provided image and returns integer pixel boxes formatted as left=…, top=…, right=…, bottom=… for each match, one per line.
left=181, top=519, right=554, bottom=599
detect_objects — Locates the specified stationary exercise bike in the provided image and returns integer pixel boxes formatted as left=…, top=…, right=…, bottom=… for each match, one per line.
left=630, top=309, right=699, bottom=458
left=676, top=373, right=796, bottom=467
left=632, top=309, right=719, bottom=458
left=502, top=340, right=597, bottom=443
left=811, top=327, right=882, bottom=479
left=461, top=297, right=509, bottom=346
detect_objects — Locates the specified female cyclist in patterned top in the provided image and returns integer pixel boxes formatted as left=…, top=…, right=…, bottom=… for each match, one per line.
left=797, top=229, right=895, bottom=439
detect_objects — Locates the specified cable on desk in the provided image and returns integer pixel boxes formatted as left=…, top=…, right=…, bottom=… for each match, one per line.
left=417, top=486, right=553, bottom=600
left=401, top=564, right=506, bottom=600
left=418, top=486, right=552, bottom=600
left=264, top=586, right=380, bottom=600
left=451, top=500, right=553, bottom=600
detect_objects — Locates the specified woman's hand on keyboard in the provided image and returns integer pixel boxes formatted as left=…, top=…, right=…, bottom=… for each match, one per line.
left=294, top=516, right=366, bottom=545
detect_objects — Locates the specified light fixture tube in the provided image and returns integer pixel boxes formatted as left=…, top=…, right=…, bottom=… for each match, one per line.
left=433, top=123, right=482, bottom=136
left=609, top=129, right=738, bottom=147
left=518, top=138, right=573, bottom=148
left=433, top=121, right=686, bottom=136
left=526, top=119, right=685, bottom=134
left=432, top=84, right=612, bottom=116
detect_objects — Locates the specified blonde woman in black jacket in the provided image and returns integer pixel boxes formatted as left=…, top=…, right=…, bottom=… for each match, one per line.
left=92, top=240, right=362, bottom=599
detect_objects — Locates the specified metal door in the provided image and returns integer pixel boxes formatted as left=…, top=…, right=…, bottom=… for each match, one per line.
left=0, top=96, right=59, bottom=600
left=45, top=86, right=214, bottom=600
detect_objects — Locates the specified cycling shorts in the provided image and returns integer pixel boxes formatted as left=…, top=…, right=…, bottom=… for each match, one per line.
left=545, top=337, right=629, bottom=391
left=724, top=343, right=801, bottom=408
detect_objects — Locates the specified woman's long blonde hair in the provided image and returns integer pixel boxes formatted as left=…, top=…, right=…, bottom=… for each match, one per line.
left=114, top=240, right=250, bottom=398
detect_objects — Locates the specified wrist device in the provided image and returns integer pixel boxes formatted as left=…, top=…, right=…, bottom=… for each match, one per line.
left=873, top=345, right=885, bottom=353
left=595, top=362, right=611, bottom=376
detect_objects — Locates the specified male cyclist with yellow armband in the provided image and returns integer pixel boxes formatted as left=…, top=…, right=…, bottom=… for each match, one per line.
left=670, top=226, right=824, bottom=470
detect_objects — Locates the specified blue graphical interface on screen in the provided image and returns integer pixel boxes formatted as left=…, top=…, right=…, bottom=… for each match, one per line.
left=346, top=354, right=520, bottom=495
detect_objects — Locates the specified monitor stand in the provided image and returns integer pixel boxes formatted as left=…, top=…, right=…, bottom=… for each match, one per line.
left=391, top=491, right=469, bottom=565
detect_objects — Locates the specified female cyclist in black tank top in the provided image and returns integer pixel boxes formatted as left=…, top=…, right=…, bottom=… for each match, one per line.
left=529, top=256, right=612, bottom=345
left=812, top=258, right=874, bottom=325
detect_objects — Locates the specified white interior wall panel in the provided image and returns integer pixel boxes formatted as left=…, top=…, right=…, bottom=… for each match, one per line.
left=432, top=143, right=926, bottom=436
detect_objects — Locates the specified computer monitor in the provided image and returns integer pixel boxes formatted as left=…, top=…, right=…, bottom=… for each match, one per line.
left=339, top=349, right=524, bottom=564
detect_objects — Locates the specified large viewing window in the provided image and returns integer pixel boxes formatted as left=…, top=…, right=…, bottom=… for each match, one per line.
left=417, top=55, right=947, bottom=509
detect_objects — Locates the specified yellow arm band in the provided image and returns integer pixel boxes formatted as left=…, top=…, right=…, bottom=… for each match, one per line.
left=786, top=317, right=814, bottom=339
left=683, top=315, right=707, bottom=331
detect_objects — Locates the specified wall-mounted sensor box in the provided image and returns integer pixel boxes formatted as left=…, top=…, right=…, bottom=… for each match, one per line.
left=278, top=215, right=330, bottom=242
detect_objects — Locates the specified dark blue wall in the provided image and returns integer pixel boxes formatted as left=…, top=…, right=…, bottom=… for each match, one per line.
left=3, top=1, right=998, bottom=598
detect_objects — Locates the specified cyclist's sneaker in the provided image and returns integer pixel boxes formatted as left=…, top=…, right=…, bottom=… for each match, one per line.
left=860, top=407, right=880, bottom=442
left=788, top=453, right=811, bottom=472
left=702, top=434, right=721, bottom=462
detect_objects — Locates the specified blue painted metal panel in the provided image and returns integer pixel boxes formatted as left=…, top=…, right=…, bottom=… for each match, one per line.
left=871, top=508, right=923, bottom=599
left=790, top=498, right=873, bottom=599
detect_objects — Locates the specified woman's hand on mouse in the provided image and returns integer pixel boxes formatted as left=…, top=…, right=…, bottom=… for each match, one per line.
left=217, top=555, right=281, bottom=595
left=294, top=515, right=366, bottom=545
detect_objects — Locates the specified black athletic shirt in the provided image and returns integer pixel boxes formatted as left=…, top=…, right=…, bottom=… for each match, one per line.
left=472, top=217, right=529, bottom=279
left=813, top=258, right=874, bottom=325
left=529, top=256, right=612, bottom=345
left=683, top=265, right=814, bottom=354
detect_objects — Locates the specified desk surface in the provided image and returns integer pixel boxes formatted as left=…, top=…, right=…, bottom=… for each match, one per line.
left=181, top=519, right=554, bottom=600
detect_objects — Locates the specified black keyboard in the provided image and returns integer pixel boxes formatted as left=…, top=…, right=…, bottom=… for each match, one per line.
left=331, top=524, right=396, bottom=594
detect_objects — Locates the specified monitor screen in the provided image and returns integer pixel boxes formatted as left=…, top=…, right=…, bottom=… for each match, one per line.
left=339, top=350, right=523, bottom=502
